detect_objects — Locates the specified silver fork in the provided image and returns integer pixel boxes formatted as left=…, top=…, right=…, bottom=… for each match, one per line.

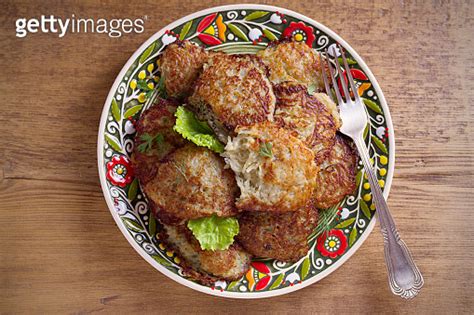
left=320, top=44, right=424, bottom=299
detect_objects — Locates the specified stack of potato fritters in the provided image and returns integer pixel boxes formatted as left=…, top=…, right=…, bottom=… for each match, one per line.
left=131, top=40, right=358, bottom=284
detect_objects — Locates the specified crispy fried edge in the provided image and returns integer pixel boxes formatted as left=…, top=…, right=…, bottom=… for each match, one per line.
left=158, top=224, right=251, bottom=286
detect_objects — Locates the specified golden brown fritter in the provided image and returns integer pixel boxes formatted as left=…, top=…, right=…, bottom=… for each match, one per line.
left=160, top=40, right=208, bottom=99
left=274, top=83, right=339, bottom=162
left=223, top=122, right=317, bottom=213
left=313, top=134, right=358, bottom=209
left=237, top=203, right=319, bottom=262
left=131, top=98, right=187, bottom=184
left=257, top=40, right=326, bottom=89
left=161, top=224, right=251, bottom=285
left=313, top=92, right=341, bottom=129
left=144, top=144, right=239, bottom=225
left=188, top=54, right=275, bottom=142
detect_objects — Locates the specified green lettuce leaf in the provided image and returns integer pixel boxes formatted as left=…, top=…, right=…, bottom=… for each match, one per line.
left=187, top=215, right=239, bottom=251
left=173, top=106, right=224, bottom=153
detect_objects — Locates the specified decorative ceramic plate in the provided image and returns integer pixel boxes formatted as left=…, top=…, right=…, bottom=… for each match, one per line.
left=98, top=4, right=395, bottom=298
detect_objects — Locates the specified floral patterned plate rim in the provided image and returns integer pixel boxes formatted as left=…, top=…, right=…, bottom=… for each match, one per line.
left=97, top=4, right=395, bottom=299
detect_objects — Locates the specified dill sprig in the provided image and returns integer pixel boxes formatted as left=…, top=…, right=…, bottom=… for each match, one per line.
left=309, top=205, right=339, bottom=240
left=137, top=73, right=167, bottom=101
left=137, top=133, right=164, bottom=154
left=259, top=141, right=273, bottom=158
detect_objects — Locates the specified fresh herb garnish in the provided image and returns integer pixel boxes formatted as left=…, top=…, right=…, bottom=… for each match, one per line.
left=308, top=205, right=339, bottom=240
left=156, top=75, right=167, bottom=98
left=136, top=80, right=150, bottom=91
left=307, top=83, right=317, bottom=95
left=259, top=141, right=273, bottom=158
left=337, top=56, right=357, bottom=66
left=137, top=74, right=167, bottom=100
left=137, top=133, right=164, bottom=154
left=136, top=80, right=155, bottom=99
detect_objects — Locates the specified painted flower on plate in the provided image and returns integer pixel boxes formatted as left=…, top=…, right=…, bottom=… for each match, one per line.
left=247, top=261, right=272, bottom=291
left=125, top=119, right=136, bottom=135
left=376, top=126, right=386, bottom=139
left=214, top=280, right=227, bottom=290
left=340, top=208, right=350, bottom=220
left=282, top=21, right=315, bottom=46
left=338, top=68, right=371, bottom=98
left=106, top=155, right=134, bottom=187
left=285, top=272, right=300, bottom=285
left=114, top=198, right=128, bottom=215
left=249, top=28, right=263, bottom=41
left=317, top=229, right=348, bottom=259
left=162, top=32, right=177, bottom=46
left=327, top=43, right=341, bottom=57
left=197, top=13, right=226, bottom=46
left=270, top=13, right=282, bottom=24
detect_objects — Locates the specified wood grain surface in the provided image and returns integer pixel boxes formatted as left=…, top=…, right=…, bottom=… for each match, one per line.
left=1, top=0, right=473, bottom=313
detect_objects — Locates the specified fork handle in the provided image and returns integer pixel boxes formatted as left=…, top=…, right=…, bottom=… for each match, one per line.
left=353, top=136, right=424, bottom=299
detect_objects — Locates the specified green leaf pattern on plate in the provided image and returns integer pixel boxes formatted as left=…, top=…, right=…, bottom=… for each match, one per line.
left=269, top=274, right=285, bottom=290
left=244, top=11, right=269, bottom=21
left=123, top=218, right=143, bottom=233
left=179, top=21, right=193, bottom=40
left=227, top=23, right=249, bottom=41
left=363, top=97, right=383, bottom=114
left=124, top=105, right=143, bottom=118
left=301, top=257, right=310, bottom=280
left=372, top=135, right=389, bottom=154
left=111, top=98, right=121, bottom=122
left=360, top=199, right=371, bottom=219
left=263, top=28, right=278, bottom=41
left=349, top=226, right=358, bottom=247
left=127, top=178, right=138, bottom=200
left=139, top=42, right=156, bottom=64
left=148, top=214, right=157, bottom=237
left=105, top=134, right=121, bottom=152
left=334, top=218, right=356, bottom=229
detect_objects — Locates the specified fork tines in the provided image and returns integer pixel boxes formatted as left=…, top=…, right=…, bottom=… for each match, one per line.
left=320, top=44, right=361, bottom=104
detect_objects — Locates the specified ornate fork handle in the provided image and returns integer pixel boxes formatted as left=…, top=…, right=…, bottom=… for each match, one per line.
left=353, top=136, right=424, bottom=299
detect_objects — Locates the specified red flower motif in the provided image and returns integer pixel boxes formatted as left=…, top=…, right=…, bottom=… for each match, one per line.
left=347, top=68, right=368, bottom=81
left=317, top=229, right=348, bottom=259
left=337, top=68, right=370, bottom=98
left=250, top=261, right=272, bottom=291
left=198, top=33, right=222, bottom=46
left=282, top=21, right=315, bottom=46
left=197, top=13, right=217, bottom=32
left=251, top=261, right=270, bottom=274
left=196, top=13, right=223, bottom=46
left=255, top=275, right=271, bottom=291
left=106, top=155, right=134, bottom=187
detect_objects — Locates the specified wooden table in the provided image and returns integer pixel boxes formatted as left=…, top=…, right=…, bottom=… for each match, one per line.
left=1, top=0, right=473, bottom=313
